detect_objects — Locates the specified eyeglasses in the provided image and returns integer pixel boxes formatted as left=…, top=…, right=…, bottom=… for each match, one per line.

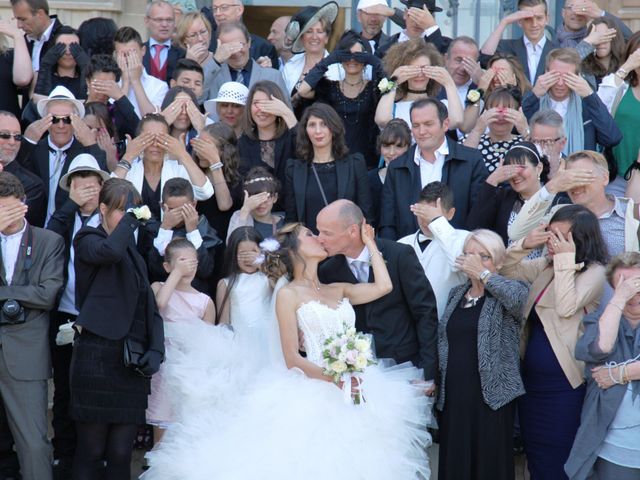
left=0, top=132, right=22, bottom=141
left=531, top=137, right=563, bottom=147
left=148, top=17, right=175, bottom=24
left=185, top=29, right=209, bottom=41
left=212, top=4, right=240, bottom=13
left=51, top=116, right=72, bottom=125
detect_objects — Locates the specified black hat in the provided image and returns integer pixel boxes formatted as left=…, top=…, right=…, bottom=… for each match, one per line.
left=399, top=0, right=443, bottom=13
left=285, top=1, right=339, bottom=55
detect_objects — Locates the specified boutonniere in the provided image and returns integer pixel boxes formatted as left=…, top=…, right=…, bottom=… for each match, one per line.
left=377, top=77, right=397, bottom=95
left=127, top=205, right=152, bottom=221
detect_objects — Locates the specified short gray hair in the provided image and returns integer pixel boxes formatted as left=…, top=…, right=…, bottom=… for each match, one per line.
left=530, top=109, right=565, bottom=138
left=146, top=0, right=174, bottom=17
left=606, top=252, right=640, bottom=286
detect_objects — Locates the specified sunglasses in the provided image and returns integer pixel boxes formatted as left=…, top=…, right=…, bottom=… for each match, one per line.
left=0, top=132, right=22, bottom=141
left=51, top=116, right=72, bottom=125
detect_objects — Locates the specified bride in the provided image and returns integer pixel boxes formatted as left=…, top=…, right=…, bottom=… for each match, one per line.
left=144, top=222, right=431, bottom=479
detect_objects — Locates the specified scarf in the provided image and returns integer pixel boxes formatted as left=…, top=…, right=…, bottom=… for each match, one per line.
left=540, top=91, right=584, bottom=155
left=556, top=23, right=587, bottom=48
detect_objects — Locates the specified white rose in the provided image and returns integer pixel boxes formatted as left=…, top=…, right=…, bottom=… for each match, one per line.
left=354, top=338, right=369, bottom=352
left=345, top=349, right=358, bottom=364
left=355, top=355, right=368, bottom=370
left=338, top=351, right=348, bottom=362
left=331, top=360, right=347, bottom=374
left=130, top=205, right=152, bottom=221
left=346, top=327, right=357, bottom=337
left=378, top=78, right=389, bottom=90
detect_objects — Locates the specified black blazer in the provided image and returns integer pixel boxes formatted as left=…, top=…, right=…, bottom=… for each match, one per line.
left=318, top=239, right=439, bottom=380
left=142, top=42, right=186, bottom=84
left=466, top=182, right=519, bottom=245
left=379, top=139, right=488, bottom=240
left=16, top=138, right=107, bottom=218
left=479, top=36, right=557, bottom=84
left=284, top=153, right=374, bottom=226
left=3, top=160, right=46, bottom=228
left=74, top=215, right=164, bottom=355
left=367, top=168, right=384, bottom=229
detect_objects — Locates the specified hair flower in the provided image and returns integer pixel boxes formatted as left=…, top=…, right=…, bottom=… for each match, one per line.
left=259, top=237, right=280, bottom=253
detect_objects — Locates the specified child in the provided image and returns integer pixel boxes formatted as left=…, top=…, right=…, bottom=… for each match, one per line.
left=369, top=119, right=411, bottom=227
left=216, top=227, right=273, bottom=366
left=147, top=238, right=216, bottom=443
left=147, top=177, right=221, bottom=296
left=226, top=167, right=285, bottom=243
left=399, top=181, right=469, bottom=318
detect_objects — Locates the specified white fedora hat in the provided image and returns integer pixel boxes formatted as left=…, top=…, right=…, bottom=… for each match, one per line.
left=204, top=82, right=249, bottom=116
left=357, top=0, right=388, bottom=10
left=37, top=85, right=86, bottom=119
left=59, top=153, right=110, bottom=191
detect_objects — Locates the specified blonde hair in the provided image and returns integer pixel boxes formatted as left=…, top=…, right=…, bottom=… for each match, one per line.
left=605, top=252, right=640, bottom=286
left=175, top=12, right=212, bottom=50
left=566, top=150, right=608, bottom=174
left=545, top=48, right=582, bottom=73
left=465, top=229, right=506, bottom=266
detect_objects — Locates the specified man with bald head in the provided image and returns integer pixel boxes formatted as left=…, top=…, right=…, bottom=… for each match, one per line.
left=317, top=200, right=438, bottom=393
left=267, top=16, right=292, bottom=70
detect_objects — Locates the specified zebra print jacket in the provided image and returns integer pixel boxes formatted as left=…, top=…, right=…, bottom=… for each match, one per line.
left=437, top=274, right=529, bottom=411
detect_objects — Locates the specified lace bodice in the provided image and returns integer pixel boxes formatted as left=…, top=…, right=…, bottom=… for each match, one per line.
left=296, top=299, right=355, bottom=366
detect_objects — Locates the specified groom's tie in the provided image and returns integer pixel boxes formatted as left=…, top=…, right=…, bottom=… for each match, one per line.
left=351, top=260, right=369, bottom=283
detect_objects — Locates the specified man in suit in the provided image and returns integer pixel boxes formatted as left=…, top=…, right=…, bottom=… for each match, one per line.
left=17, top=86, right=107, bottom=227
left=480, top=0, right=557, bottom=85
left=376, top=0, right=451, bottom=58
left=204, top=22, right=288, bottom=111
left=143, top=0, right=186, bottom=85
left=0, top=171, right=65, bottom=480
left=0, top=111, right=46, bottom=228
left=356, top=0, right=391, bottom=54
left=557, top=0, right=632, bottom=48
left=267, top=16, right=293, bottom=71
left=317, top=200, right=438, bottom=392
left=11, top=0, right=63, bottom=75
left=202, top=0, right=279, bottom=69
left=522, top=48, right=622, bottom=153
left=379, top=98, right=488, bottom=240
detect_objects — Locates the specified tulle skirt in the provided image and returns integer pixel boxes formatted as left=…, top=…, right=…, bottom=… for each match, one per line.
left=143, top=322, right=432, bottom=480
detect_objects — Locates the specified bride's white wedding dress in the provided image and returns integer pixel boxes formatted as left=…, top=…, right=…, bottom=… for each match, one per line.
left=144, top=296, right=432, bottom=480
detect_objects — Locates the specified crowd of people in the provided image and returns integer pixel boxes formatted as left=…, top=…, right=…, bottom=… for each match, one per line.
left=0, top=0, right=639, bottom=478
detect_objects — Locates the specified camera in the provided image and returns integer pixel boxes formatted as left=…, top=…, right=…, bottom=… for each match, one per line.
left=0, top=300, right=25, bottom=325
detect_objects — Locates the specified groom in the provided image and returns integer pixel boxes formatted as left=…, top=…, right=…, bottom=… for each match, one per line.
left=317, top=200, right=438, bottom=393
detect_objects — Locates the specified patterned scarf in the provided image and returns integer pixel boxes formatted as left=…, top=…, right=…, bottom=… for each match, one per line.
left=556, top=24, right=587, bottom=48
left=540, top=91, right=584, bottom=155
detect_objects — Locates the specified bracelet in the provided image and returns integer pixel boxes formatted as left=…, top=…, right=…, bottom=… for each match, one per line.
left=213, top=181, right=227, bottom=186
left=622, top=364, right=630, bottom=384
left=615, top=68, right=628, bottom=80
left=117, top=160, right=132, bottom=171
left=619, top=364, right=628, bottom=385
left=208, top=162, right=224, bottom=171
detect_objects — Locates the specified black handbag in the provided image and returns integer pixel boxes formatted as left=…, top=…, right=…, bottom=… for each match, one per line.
left=123, top=338, right=151, bottom=378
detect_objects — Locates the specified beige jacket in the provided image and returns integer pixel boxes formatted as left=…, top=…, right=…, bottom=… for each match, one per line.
left=501, top=239, right=606, bottom=388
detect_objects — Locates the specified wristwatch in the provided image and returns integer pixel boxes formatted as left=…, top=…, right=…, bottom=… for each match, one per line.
left=615, top=68, right=628, bottom=81
left=479, top=269, right=492, bottom=283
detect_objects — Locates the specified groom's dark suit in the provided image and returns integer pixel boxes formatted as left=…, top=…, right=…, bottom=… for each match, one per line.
left=318, top=239, right=438, bottom=381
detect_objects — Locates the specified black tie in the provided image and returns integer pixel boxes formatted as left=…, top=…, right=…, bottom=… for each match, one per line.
left=419, top=238, right=431, bottom=252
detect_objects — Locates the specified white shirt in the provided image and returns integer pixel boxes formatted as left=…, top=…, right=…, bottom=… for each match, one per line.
left=398, top=25, right=440, bottom=44
left=346, top=245, right=370, bottom=283
left=414, top=139, right=448, bottom=188
left=28, top=18, right=56, bottom=72
left=47, top=137, right=74, bottom=225
left=58, top=212, right=100, bottom=315
left=153, top=227, right=203, bottom=256
left=148, top=38, right=172, bottom=69
left=549, top=97, right=570, bottom=119
left=524, top=35, right=547, bottom=85
left=0, top=221, right=27, bottom=286
left=119, top=69, right=170, bottom=118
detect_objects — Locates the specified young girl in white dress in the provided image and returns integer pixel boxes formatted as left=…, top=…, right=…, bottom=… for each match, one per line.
left=216, top=226, right=273, bottom=366
left=146, top=238, right=215, bottom=443
left=145, top=216, right=431, bottom=479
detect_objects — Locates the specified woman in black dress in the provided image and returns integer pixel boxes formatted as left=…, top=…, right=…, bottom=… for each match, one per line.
left=297, top=30, right=386, bottom=169
left=437, top=229, right=529, bottom=480
left=238, top=80, right=298, bottom=189
left=285, top=103, right=373, bottom=232
left=71, top=178, right=164, bottom=479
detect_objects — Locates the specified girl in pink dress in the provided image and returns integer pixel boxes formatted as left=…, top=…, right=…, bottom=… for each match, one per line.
left=146, top=238, right=216, bottom=443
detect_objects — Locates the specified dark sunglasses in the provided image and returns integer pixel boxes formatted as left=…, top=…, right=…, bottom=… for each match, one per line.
left=0, top=132, right=22, bottom=141
left=51, top=115, right=72, bottom=125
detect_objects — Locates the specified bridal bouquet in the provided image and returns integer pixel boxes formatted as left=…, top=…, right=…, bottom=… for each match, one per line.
left=322, top=325, right=376, bottom=404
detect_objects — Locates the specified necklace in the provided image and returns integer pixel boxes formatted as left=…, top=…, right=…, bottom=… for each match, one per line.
left=407, top=88, right=429, bottom=94
left=462, top=291, right=484, bottom=308
left=343, top=78, right=364, bottom=87
left=336, top=81, right=368, bottom=126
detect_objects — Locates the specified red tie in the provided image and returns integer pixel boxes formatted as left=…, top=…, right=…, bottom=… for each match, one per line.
left=152, top=44, right=166, bottom=72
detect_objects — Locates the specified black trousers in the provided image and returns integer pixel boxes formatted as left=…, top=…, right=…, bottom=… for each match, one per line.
left=0, top=402, right=19, bottom=479
left=49, top=311, right=77, bottom=463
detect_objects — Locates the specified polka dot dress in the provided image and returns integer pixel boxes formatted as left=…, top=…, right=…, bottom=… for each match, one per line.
left=476, top=134, right=523, bottom=172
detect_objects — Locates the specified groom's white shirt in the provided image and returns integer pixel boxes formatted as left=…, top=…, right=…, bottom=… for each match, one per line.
left=398, top=217, right=469, bottom=319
